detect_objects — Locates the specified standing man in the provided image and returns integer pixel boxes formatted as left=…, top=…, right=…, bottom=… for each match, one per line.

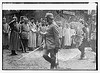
left=41, top=13, right=60, bottom=69
left=20, top=17, right=30, bottom=53
left=2, top=17, right=10, bottom=49
left=9, top=15, right=20, bottom=55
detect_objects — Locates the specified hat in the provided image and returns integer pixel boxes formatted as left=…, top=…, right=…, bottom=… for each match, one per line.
left=45, top=13, right=54, bottom=19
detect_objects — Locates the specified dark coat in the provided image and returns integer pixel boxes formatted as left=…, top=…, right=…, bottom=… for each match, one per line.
left=9, top=20, right=20, bottom=50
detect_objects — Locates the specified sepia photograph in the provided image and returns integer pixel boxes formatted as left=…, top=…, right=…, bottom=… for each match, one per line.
left=2, top=2, right=98, bottom=70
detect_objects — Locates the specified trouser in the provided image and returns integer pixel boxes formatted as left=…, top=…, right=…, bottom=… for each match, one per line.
left=78, top=38, right=90, bottom=58
left=36, top=33, right=38, bottom=48
left=21, top=39, right=28, bottom=52
left=62, top=36, right=65, bottom=48
left=59, top=38, right=62, bottom=48
left=90, top=39, right=96, bottom=52
left=43, top=49, right=57, bottom=69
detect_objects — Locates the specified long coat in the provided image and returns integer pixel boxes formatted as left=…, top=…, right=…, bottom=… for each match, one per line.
left=44, top=23, right=60, bottom=50
left=9, top=21, right=20, bottom=50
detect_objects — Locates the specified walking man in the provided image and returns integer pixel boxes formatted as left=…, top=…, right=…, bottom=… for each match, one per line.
left=40, top=13, right=60, bottom=69
left=78, top=20, right=90, bottom=60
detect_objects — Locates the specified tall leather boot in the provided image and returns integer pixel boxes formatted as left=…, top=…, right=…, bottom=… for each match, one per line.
left=13, top=50, right=17, bottom=55
left=43, top=55, right=51, bottom=63
left=50, top=59, right=56, bottom=69
left=10, top=50, right=17, bottom=55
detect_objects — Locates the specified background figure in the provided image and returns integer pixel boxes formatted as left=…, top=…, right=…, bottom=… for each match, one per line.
left=2, top=17, right=10, bottom=49
left=70, top=27, right=76, bottom=48
left=36, top=21, right=39, bottom=48
left=40, top=19, right=47, bottom=43
left=57, top=22, right=63, bottom=48
left=20, top=17, right=30, bottom=53
left=78, top=23, right=90, bottom=60
left=28, top=18, right=36, bottom=51
left=38, top=22, right=42, bottom=47
left=18, top=16, right=26, bottom=51
left=64, top=24, right=72, bottom=47
left=90, top=29, right=96, bottom=63
left=9, top=15, right=20, bottom=55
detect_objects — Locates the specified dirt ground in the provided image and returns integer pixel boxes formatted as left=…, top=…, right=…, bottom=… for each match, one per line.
left=2, top=48, right=96, bottom=70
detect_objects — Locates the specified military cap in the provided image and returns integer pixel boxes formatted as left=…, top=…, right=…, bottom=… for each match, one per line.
left=45, top=13, right=54, bottom=19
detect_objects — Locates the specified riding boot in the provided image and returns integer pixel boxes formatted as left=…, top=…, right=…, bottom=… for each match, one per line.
left=13, top=50, right=17, bottom=55
left=50, top=59, right=56, bottom=69
left=10, top=50, right=17, bottom=55
left=43, top=55, right=51, bottom=63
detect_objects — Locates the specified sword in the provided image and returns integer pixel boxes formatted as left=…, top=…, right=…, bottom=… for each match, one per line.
left=18, top=42, right=44, bottom=61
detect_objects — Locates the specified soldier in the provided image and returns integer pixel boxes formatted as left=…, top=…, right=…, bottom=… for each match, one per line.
left=40, top=13, right=60, bottom=69
left=78, top=20, right=90, bottom=60
left=20, top=17, right=30, bottom=53
left=9, top=15, right=20, bottom=55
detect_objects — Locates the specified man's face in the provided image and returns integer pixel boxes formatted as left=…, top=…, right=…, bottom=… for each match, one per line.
left=46, top=17, right=52, bottom=24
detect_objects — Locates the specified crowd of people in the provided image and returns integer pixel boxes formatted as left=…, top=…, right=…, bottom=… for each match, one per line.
left=2, top=12, right=96, bottom=69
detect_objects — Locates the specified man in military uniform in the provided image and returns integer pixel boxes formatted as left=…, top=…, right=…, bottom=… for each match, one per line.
left=40, top=13, right=60, bottom=69
left=78, top=21, right=90, bottom=60
left=9, top=15, right=20, bottom=55
left=20, top=17, right=30, bottom=53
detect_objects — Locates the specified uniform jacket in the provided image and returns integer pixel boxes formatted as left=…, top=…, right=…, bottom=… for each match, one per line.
left=45, top=23, right=60, bottom=49
left=9, top=20, right=19, bottom=32
left=20, top=23, right=30, bottom=39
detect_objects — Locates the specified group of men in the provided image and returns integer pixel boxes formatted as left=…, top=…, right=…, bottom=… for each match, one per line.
left=2, top=12, right=96, bottom=69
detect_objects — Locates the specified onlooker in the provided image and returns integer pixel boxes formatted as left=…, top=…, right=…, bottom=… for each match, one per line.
left=2, top=17, right=10, bottom=49
left=20, top=17, right=30, bottom=52
left=28, top=18, right=37, bottom=51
